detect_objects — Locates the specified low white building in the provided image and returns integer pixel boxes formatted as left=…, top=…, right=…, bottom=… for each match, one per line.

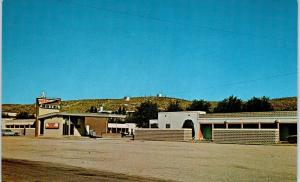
left=156, top=111, right=297, bottom=142
left=158, top=111, right=206, bottom=139
left=108, top=123, right=136, bottom=134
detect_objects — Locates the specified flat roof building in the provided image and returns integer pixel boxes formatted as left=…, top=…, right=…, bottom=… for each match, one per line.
left=156, top=111, right=297, bottom=143
left=34, top=96, right=126, bottom=137
left=36, top=112, right=125, bottom=137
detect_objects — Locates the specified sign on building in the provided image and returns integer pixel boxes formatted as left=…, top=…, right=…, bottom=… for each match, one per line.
left=37, top=98, right=61, bottom=109
left=45, top=123, right=59, bottom=129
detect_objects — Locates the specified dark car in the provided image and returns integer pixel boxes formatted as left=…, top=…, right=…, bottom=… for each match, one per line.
left=286, top=135, right=297, bottom=144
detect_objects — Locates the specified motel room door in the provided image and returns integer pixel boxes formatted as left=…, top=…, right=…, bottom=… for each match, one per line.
left=201, top=124, right=212, bottom=140
left=62, top=123, right=74, bottom=135
left=40, top=119, right=44, bottom=135
left=63, top=123, right=68, bottom=135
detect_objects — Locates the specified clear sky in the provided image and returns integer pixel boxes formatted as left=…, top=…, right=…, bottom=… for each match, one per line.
left=3, top=0, right=297, bottom=104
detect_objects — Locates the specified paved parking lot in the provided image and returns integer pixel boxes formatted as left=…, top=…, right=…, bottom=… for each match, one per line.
left=2, top=137, right=297, bottom=181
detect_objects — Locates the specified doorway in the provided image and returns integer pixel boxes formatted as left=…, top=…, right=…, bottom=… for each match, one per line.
left=40, top=119, right=44, bottom=135
left=63, top=124, right=68, bottom=135
left=182, top=119, right=195, bottom=139
left=200, top=124, right=212, bottom=140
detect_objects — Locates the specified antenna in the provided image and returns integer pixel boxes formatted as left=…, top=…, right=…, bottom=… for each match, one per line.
left=41, top=91, right=46, bottom=98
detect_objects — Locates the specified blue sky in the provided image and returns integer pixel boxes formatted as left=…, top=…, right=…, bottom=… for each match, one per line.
left=3, top=0, right=297, bottom=104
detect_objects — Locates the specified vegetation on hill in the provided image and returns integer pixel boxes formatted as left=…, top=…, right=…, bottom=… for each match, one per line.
left=2, top=96, right=297, bottom=114
left=270, top=97, right=297, bottom=111
left=126, top=101, right=159, bottom=128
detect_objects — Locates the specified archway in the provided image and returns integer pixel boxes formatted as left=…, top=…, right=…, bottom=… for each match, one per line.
left=182, top=119, right=195, bottom=139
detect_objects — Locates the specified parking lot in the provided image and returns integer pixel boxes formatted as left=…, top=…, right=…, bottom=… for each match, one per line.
left=2, top=137, right=297, bottom=181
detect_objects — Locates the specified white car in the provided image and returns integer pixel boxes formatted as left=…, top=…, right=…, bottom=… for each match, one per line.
left=2, top=129, right=19, bottom=136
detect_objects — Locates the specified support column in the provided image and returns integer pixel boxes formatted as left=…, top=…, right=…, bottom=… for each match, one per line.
left=225, top=122, right=228, bottom=129
left=198, top=124, right=203, bottom=140
left=68, top=116, right=71, bottom=135
left=258, top=122, right=261, bottom=129
left=35, top=98, right=39, bottom=137
left=241, top=123, right=243, bottom=129
left=212, top=124, right=214, bottom=141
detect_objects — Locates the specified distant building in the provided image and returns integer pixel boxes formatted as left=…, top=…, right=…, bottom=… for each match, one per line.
left=108, top=123, right=136, bottom=135
left=2, top=119, right=36, bottom=136
left=2, top=112, right=18, bottom=118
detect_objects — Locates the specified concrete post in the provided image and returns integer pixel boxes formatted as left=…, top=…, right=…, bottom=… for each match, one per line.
left=258, top=123, right=261, bottom=129
left=68, top=116, right=71, bottom=135
left=35, top=98, right=39, bottom=137
left=212, top=124, right=214, bottom=141
left=225, top=122, right=228, bottom=129
left=241, top=123, right=244, bottom=129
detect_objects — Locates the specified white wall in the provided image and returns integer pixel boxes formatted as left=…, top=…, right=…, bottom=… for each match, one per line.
left=43, top=117, right=64, bottom=137
left=158, top=111, right=206, bottom=140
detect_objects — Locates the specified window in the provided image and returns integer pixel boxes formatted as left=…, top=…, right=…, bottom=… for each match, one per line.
left=166, top=123, right=171, bottom=128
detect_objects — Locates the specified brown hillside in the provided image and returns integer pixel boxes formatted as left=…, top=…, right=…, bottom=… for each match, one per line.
left=2, top=96, right=296, bottom=114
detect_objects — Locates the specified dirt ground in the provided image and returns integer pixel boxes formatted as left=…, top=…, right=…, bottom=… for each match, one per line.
left=2, top=137, right=297, bottom=182
left=2, top=158, right=167, bottom=182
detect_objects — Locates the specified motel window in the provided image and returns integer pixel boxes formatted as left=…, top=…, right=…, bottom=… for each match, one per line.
left=166, top=123, right=171, bottom=128
left=15, top=125, right=20, bottom=128
left=6, top=125, right=10, bottom=128
left=30, top=125, right=35, bottom=128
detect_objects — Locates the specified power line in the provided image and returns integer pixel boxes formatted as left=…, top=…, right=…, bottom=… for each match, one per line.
left=167, top=72, right=297, bottom=96
left=57, top=0, right=294, bottom=49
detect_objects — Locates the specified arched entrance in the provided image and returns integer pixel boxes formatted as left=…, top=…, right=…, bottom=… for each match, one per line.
left=182, top=119, right=195, bottom=139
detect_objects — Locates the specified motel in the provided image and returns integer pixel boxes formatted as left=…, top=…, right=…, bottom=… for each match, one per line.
left=148, top=111, right=297, bottom=143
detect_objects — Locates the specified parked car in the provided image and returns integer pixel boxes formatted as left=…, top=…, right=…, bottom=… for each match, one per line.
left=89, top=130, right=101, bottom=138
left=286, top=135, right=297, bottom=144
left=121, top=131, right=133, bottom=138
left=2, top=129, right=19, bottom=136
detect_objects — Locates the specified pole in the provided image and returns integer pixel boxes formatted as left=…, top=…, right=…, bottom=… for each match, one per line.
left=35, top=98, right=39, bottom=137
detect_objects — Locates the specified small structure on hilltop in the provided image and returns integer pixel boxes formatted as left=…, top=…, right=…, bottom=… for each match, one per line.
left=124, top=96, right=130, bottom=101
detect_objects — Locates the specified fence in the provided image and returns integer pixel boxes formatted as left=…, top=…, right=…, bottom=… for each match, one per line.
left=213, top=129, right=279, bottom=144
left=135, top=129, right=192, bottom=142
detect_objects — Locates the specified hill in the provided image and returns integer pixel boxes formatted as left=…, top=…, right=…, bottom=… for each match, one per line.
left=2, top=96, right=296, bottom=114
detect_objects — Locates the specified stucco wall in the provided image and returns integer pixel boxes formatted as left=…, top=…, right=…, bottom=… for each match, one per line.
left=43, top=117, right=64, bottom=137
left=158, top=112, right=202, bottom=140
left=38, top=108, right=60, bottom=116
